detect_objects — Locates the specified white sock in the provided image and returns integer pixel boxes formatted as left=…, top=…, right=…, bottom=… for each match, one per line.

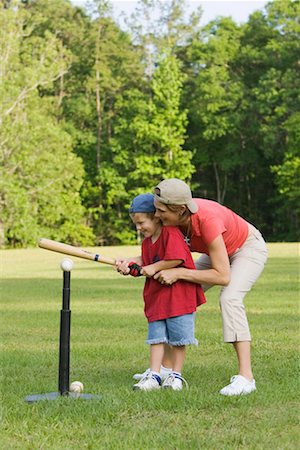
left=160, top=365, right=172, bottom=374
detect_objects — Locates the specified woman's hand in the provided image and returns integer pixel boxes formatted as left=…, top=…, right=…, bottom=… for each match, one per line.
left=154, top=268, right=179, bottom=285
left=141, top=264, right=157, bottom=278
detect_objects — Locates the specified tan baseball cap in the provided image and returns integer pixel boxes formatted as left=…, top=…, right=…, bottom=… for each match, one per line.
left=154, top=178, right=198, bottom=213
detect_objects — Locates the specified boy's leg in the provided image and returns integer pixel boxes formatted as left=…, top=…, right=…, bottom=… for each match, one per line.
left=162, top=314, right=196, bottom=390
left=133, top=321, right=167, bottom=391
left=162, top=343, right=173, bottom=370
left=172, top=345, right=186, bottom=374
left=162, top=346, right=187, bottom=391
left=133, top=320, right=171, bottom=380
left=150, top=344, right=165, bottom=373
left=147, top=320, right=167, bottom=374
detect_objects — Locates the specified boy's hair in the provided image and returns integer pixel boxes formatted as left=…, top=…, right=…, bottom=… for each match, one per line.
left=130, top=211, right=156, bottom=219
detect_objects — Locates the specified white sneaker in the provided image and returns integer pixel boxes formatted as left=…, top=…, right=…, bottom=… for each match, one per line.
left=133, top=372, right=161, bottom=391
left=162, top=373, right=189, bottom=391
left=133, top=366, right=172, bottom=381
left=220, top=375, right=256, bottom=396
left=133, top=368, right=151, bottom=381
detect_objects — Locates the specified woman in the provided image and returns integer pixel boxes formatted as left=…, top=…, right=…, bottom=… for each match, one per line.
left=151, top=178, right=268, bottom=396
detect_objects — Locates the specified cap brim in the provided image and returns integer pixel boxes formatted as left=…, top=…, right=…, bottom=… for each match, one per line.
left=154, top=195, right=198, bottom=213
left=186, top=200, right=198, bottom=213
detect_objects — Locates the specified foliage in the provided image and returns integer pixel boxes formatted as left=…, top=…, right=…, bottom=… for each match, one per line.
left=0, top=0, right=94, bottom=246
left=1, top=0, right=299, bottom=246
left=183, top=0, right=300, bottom=236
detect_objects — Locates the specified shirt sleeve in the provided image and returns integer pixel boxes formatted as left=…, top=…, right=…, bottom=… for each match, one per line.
left=200, top=216, right=226, bottom=246
left=161, top=227, right=188, bottom=262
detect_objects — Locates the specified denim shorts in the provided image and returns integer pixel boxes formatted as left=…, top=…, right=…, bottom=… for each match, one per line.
left=146, top=313, right=198, bottom=346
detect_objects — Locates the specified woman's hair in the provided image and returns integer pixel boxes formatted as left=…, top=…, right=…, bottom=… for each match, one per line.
left=164, top=204, right=191, bottom=224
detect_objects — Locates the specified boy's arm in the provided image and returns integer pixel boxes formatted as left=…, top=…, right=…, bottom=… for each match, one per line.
left=142, top=259, right=183, bottom=278
left=126, top=256, right=142, bottom=266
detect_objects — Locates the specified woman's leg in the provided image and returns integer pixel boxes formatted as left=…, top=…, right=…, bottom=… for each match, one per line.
left=220, top=231, right=268, bottom=382
left=233, top=341, right=253, bottom=380
left=196, top=233, right=267, bottom=390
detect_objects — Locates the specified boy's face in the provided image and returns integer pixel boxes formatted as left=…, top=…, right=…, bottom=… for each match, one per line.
left=131, top=213, right=160, bottom=238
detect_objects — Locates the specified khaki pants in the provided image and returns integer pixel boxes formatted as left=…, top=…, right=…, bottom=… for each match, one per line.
left=195, top=226, right=268, bottom=342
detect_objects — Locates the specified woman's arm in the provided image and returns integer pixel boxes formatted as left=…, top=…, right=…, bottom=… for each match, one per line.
left=142, top=259, right=183, bottom=278
left=153, top=235, right=231, bottom=286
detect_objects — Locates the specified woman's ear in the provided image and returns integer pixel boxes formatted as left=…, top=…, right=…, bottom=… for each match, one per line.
left=179, top=206, right=187, bottom=216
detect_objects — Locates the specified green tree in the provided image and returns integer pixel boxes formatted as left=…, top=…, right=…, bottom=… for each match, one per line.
left=0, top=1, right=93, bottom=246
left=186, top=17, right=245, bottom=203
left=108, top=51, right=194, bottom=243
left=239, top=0, right=300, bottom=238
left=271, top=112, right=300, bottom=240
left=75, top=0, right=146, bottom=244
left=183, top=0, right=299, bottom=240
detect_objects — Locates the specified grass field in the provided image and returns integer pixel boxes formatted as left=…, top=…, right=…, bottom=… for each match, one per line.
left=1, top=243, right=299, bottom=449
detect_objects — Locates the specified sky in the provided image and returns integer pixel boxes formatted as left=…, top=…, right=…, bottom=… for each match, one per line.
left=71, top=0, right=270, bottom=25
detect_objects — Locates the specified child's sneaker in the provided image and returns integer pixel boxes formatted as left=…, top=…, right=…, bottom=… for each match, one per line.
left=162, top=372, right=189, bottom=391
left=133, top=368, right=151, bottom=381
left=219, top=375, right=256, bottom=396
left=133, top=372, right=161, bottom=391
left=133, top=365, right=172, bottom=381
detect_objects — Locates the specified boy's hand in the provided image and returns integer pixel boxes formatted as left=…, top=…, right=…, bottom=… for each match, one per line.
left=128, top=262, right=143, bottom=277
left=116, top=260, right=143, bottom=277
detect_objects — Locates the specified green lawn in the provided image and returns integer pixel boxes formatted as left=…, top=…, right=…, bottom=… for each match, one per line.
left=1, top=243, right=299, bottom=449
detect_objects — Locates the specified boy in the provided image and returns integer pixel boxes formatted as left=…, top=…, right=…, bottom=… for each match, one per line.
left=117, top=193, right=206, bottom=391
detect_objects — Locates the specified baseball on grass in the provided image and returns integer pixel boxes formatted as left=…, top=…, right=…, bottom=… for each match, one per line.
left=60, top=258, right=74, bottom=272
left=70, top=381, right=84, bottom=393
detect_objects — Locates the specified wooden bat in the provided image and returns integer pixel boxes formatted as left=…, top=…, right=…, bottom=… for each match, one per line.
left=38, top=238, right=116, bottom=266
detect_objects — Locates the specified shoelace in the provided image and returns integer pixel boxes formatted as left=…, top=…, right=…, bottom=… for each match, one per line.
left=230, top=375, right=238, bottom=384
left=138, top=372, right=160, bottom=386
left=141, top=368, right=151, bottom=378
left=164, top=373, right=189, bottom=389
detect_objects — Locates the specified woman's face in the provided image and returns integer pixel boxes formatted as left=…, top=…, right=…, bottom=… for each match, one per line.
left=154, top=200, right=182, bottom=226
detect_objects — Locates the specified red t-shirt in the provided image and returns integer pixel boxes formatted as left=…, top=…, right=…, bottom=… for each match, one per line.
left=189, top=199, right=249, bottom=256
left=142, top=226, right=206, bottom=323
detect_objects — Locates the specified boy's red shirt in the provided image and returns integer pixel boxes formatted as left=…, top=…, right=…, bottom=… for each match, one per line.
left=142, top=226, right=206, bottom=323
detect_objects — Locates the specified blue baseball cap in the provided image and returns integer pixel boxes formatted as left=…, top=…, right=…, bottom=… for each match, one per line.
left=129, top=193, right=155, bottom=213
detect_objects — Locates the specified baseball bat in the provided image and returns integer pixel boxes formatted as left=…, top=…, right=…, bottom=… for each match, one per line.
left=38, top=238, right=116, bottom=266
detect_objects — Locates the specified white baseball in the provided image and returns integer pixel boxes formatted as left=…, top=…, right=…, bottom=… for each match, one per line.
left=70, top=381, right=84, bottom=393
left=60, top=258, right=74, bottom=272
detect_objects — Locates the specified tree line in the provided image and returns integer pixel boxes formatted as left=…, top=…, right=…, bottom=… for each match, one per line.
left=0, top=0, right=299, bottom=247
